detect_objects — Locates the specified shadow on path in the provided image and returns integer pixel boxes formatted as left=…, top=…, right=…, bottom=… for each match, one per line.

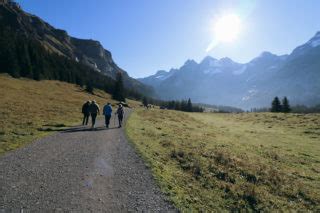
left=61, top=126, right=119, bottom=133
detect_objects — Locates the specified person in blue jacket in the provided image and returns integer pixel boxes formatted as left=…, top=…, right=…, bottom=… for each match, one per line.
left=103, top=102, right=112, bottom=128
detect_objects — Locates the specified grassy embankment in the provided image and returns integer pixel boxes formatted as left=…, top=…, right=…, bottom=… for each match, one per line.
left=0, top=74, right=138, bottom=155
left=126, top=108, right=320, bottom=211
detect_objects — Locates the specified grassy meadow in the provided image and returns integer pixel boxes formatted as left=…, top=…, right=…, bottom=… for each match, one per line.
left=126, top=108, right=320, bottom=211
left=0, top=74, right=138, bottom=155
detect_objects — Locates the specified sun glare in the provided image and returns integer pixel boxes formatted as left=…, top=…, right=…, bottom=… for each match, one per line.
left=214, top=14, right=241, bottom=43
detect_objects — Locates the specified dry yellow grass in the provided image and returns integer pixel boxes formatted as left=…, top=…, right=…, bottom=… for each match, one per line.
left=126, top=108, right=320, bottom=211
left=0, top=74, right=139, bottom=154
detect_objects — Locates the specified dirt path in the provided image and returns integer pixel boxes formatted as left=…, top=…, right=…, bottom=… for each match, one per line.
left=0, top=111, right=176, bottom=212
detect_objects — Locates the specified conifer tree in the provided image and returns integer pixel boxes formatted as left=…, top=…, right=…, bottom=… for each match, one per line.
left=76, top=75, right=84, bottom=87
left=271, top=96, right=282, bottom=112
left=187, top=98, right=193, bottom=112
left=142, top=96, right=148, bottom=107
left=282, top=96, right=291, bottom=113
left=85, top=82, right=94, bottom=94
left=112, top=72, right=125, bottom=102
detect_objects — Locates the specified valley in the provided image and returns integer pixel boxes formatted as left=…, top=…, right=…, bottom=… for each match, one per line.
left=1, top=0, right=320, bottom=212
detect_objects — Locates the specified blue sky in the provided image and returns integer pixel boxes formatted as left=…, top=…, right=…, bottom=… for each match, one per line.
left=16, top=0, right=320, bottom=78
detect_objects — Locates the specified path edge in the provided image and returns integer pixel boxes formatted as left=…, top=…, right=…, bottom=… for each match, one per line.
left=124, top=109, right=178, bottom=211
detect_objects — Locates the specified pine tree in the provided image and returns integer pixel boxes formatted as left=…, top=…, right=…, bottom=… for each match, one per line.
left=75, top=75, right=84, bottom=87
left=187, top=98, right=193, bottom=112
left=271, top=97, right=282, bottom=112
left=142, top=96, right=148, bottom=107
left=282, top=96, right=291, bottom=113
left=85, top=82, right=94, bottom=94
left=112, top=72, right=125, bottom=102
left=16, top=39, right=33, bottom=78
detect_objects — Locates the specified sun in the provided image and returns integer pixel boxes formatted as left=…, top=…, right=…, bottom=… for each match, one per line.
left=214, top=14, right=241, bottom=43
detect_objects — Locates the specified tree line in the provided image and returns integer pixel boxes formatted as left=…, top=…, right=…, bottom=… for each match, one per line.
left=142, top=97, right=204, bottom=112
left=272, top=97, right=320, bottom=113
left=290, top=104, right=320, bottom=113
left=0, top=25, right=142, bottom=101
left=252, top=102, right=320, bottom=113
left=0, top=23, right=196, bottom=109
left=271, top=96, right=291, bottom=113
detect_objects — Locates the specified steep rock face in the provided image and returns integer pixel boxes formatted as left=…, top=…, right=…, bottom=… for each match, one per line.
left=71, top=38, right=118, bottom=76
left=0, top=1, right=152, bottom=94
left=139, top=32, right=320, bottom=109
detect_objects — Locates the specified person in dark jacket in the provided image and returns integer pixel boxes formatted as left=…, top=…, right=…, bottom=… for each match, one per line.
left=103, top=102, right=112, bottom=128
left=115, top=104, right=124, bottom=128
left=89, top=100, right=100, bottom=128
left=82, top=101, right=91, bottom=125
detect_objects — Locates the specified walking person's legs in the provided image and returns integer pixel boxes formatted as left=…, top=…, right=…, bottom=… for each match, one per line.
left=108, top=115, right=111, bottom=127
left=91, top=113, right=97, bottom=128
left=82, top=114, right=86, bottom=125
left=105, top=115, right=111, bottom=128
left=83, top=114, right=89, bottom=125
left=118, top=115, right=123, bottom=128
left=85, top=114, right=89, bottom=125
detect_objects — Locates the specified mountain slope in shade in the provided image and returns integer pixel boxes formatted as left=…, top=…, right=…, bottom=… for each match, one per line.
left=0, top=0, right=152, bottom=94
left=139, top=32, right=320, bottom=109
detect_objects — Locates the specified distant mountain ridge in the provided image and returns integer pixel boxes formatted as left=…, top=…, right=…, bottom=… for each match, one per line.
left=0, top=0, right=152, bottom=94
left=139, top=32, right=320, bottom=109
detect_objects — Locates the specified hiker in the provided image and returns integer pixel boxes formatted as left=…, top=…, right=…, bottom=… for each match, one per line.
left=82, top=101, right=91, bottom=125
left=115, top=104, right=124, bottom=128
left=103, top=102, right=112, bottom=128
left=89, top=100, right=100, bottom=128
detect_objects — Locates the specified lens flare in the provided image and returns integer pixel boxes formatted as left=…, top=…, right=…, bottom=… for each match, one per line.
left=215, top=14, right=241, bottom=43
left=206, top=13, right=242, bottom=52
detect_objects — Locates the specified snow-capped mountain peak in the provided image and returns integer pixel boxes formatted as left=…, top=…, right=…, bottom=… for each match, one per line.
left=155, top=70, right=168, bottom=75
left=138, top=31, right=320, bottom=109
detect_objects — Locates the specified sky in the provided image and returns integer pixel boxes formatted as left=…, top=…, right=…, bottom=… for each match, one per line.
left=16, top=0, right=320, bottom=78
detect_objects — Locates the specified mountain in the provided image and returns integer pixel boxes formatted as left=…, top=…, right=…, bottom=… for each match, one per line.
left=0, top=0, right=153, bottom=96
left=139, top=32, right=320, bottom=109
left=138, top=69, right=178, bottom=87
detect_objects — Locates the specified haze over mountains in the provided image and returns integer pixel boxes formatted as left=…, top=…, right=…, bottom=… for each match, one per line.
left=139, top=32, right=320, bottom=109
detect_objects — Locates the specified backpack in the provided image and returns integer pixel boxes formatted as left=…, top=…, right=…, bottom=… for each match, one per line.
left=90, top=103, right=99, bottom=114
left=82, top=103, right=90, bottom=114
left=117, top=107, right=124, bottom=117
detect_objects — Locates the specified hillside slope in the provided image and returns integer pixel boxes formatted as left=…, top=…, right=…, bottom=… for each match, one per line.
left=0, top=0, right=152, bottom=95
left=0, top=74, right=138, bottom=154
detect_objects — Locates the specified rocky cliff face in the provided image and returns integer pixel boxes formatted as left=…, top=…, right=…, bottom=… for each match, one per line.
left=0, top=1, right=151, bottom=93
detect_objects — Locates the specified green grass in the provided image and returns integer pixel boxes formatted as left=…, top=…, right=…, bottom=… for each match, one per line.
left=126, top=108, right=320, bottom=211
left=0, top=74, right=139, bottom=155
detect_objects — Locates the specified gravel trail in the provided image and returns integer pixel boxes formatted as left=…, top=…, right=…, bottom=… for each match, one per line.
left=0, top=111, right=176, bottom=212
